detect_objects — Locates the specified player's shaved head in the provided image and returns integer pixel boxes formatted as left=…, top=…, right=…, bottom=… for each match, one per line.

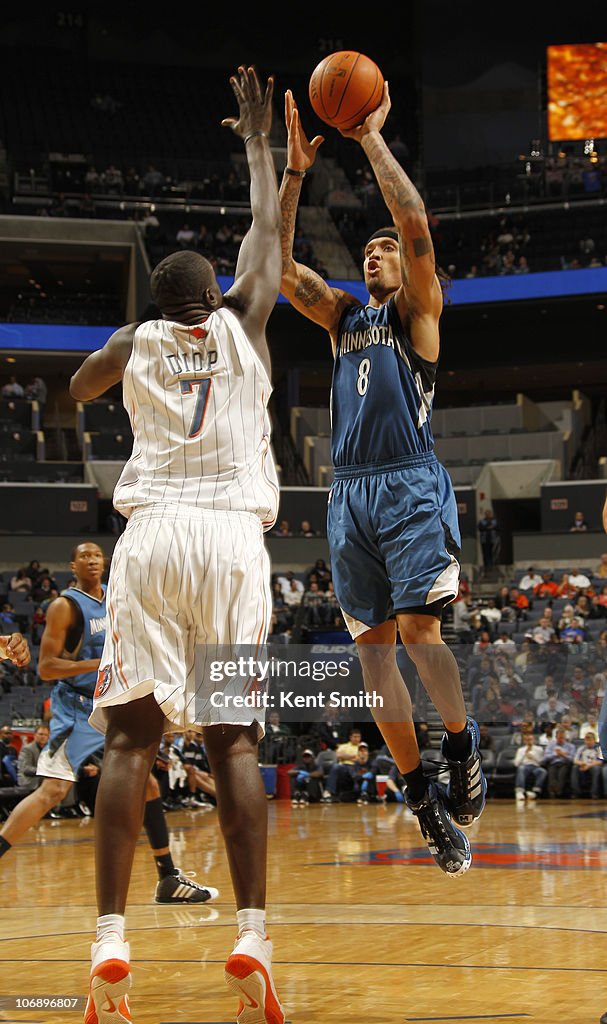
left=150, top=251, right=221, bottom=319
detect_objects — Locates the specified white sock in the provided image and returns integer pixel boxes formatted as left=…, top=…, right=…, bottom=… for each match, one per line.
left=96, top=914, right=126, bottom=944
left=236, top=908, right=266, bottom=938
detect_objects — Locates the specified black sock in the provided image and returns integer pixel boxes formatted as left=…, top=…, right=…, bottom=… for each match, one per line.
left=403, top=763, right=427, bottom=804
left=445, top=725, right=471, bottom=761
left=155, top=851, right=178, bottom=880
left=0, top=836, right=11, bottom=858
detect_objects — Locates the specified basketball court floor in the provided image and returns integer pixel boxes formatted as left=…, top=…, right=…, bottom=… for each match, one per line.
left=1, top=800, right=605, bottom=1024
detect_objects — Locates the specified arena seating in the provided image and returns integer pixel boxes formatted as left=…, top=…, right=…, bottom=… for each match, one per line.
left=76, top=400, right=132, bottom=463
left=3, top=48, right=604, bottom=290
left=79, top=402, right=131, bottom=435
left=7, top=291, right=123, bottom=326
left=0, top=546, right=606, bottom=802
left=0, top=461, right=82, bottom=484
left=0, top=48, right=235, bottom=170
left=0, top=400, right=35, bottom=428
left=0, top=681, right=52, bottom=727
left=0, top=426, right=40, bottom=461
left=333, top=201, right=607, bottom=278
left=0, top=399, right=59, bottom=479
left=292, top=395, right=581, bottom=486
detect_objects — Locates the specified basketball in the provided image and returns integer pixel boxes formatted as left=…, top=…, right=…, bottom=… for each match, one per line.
left=309, top=51, right=384, bottom=130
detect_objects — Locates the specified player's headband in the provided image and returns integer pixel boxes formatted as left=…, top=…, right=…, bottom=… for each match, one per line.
left=365, top=228, right=400, bottom=247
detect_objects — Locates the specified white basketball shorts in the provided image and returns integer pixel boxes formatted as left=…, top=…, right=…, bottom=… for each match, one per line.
left=90, top=503, right=272, bottom=735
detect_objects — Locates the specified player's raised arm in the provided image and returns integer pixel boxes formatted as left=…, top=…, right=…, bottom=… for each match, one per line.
left=279, top=90, right=360, bottom=350
left=70, top=322, right=136, bottom=401
left=221, top=66, right=281, bottom=343
left=341, top=83, right=442, bottom=360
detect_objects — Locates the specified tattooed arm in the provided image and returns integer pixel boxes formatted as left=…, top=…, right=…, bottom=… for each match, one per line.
left=280, top=173, right=355, bottom=350
left=280, top=90, right=359, bottom=352
left=341, top=83, right=442, bottom=360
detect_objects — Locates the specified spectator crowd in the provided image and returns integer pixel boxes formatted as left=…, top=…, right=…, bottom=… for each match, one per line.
left=3, top=551, right=607, bottom=815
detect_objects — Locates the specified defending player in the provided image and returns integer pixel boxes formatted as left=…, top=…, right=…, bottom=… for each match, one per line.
left=0, top=542, right=217, bottom=908
left=279, top=87, right=485, bottom=876
left=70, top=67, right=284, bottom=1024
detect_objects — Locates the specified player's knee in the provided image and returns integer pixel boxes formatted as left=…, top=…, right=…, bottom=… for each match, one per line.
left=146, top=774, right=160, bottom=801
left=105, top=694, right=165, bottom=753
left=204, top=724, right=258, bottom=767
left=39, top=778, right=72, bottom=807
left=398, top=614, right=442, bottom=647
left=356, top=621, right=396, bottom=646
left=106, top=724, right=162, bottom=767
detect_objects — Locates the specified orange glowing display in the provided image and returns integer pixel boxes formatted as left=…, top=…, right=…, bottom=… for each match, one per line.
left=547, top=42, right=607, bottom=140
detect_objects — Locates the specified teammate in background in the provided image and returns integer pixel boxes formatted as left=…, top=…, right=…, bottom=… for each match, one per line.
left=0, top=543, right=216, bottom=909
left=70, top=67, right=284, bottom=1024
left=279, top=88, right=485, bottom=876
left=174, top=728, right=217, bottom=807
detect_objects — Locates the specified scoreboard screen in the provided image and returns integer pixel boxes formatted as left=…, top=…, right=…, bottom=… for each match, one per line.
left=547, top=42, right=607, bottom=140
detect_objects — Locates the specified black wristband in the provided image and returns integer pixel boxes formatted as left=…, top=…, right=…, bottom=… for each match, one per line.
left=244, top=131, right=267, bottom=145
left=285, top=167, right=306, bottom=177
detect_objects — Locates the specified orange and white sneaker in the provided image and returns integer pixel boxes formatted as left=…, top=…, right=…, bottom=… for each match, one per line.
left=84, top=938, right=131, bottom=1024
left=225, top=930, right=285, bottom=1024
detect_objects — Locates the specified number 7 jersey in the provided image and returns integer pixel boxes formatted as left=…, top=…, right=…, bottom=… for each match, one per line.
left=331, top=297, right=437, bottom=468
left=113, top=307, right=279, bottom=529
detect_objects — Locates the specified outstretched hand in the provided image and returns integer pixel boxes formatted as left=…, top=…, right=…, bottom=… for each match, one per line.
left=0, top=633, right=30, bottom=667
left=222, top=65, right=274, bottom=140
left=285, top=90, right=324, bottom=171
left=338, top=81, right=391, bottom=142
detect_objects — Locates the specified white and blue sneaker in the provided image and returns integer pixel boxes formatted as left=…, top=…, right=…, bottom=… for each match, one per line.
left=405, top=781, right=472, bottom=877
left=441, top=717, right=487, bottom=828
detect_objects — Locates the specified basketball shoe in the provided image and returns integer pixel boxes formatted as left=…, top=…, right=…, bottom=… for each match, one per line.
left=84, top=938, right=131, bottom=1024
left=225, top=930, right=285, bottom=1024
left=155, top=871, right=219, bottom=904
left=440, top=717, right=487, bottom=828
left=405, top=780, right=472, bottom=877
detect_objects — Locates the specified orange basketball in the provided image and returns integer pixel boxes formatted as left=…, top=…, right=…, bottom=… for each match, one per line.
left=309, top=51, right=384, bottom=131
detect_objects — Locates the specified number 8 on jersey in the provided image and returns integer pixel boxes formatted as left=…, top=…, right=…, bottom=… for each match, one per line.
left=356, top=357, right=371, bottom=396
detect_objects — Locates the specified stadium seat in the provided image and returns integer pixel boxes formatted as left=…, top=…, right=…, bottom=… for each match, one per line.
left=2, top=754, right=18, bottom=785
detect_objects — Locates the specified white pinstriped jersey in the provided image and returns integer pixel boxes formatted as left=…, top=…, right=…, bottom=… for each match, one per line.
left=113, top=307, right=279, bottom=529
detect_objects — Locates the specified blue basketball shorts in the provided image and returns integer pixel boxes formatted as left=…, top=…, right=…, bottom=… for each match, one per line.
left=37, top=682, right=104, bottom=783
left=327, top=452, right=461, bottom=638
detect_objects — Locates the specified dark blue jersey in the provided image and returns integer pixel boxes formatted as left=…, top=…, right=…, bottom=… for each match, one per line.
left=61, top=585, right=107, bottom=698
left=331, top=298, right=437, bottom=468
